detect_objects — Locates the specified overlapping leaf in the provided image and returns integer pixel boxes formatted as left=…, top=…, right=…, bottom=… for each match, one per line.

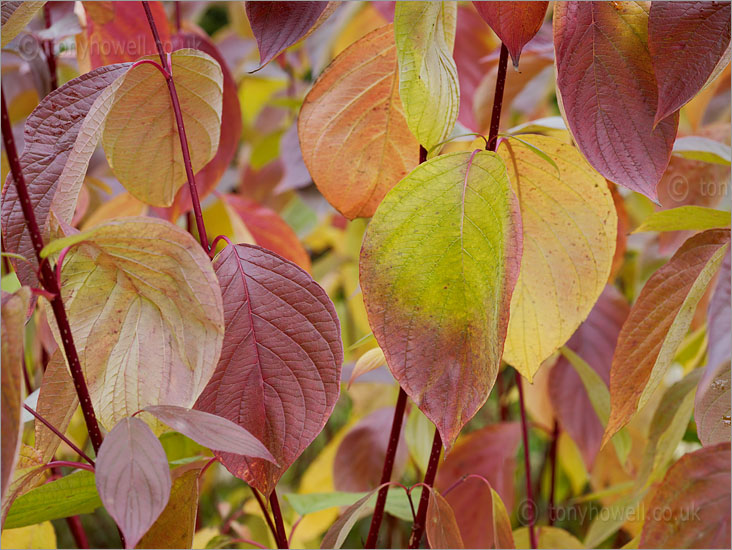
left=605, top=229, right=730, bottom=444
left=299, top=24, right=419, bottom=219
left=554, top=1, right=678, bottom=200
left=360, top=151, right=522, bottom=447
left=96, top=417, right=171, bottom=549
left=434, top=423, right=520, bottom=547
left=1, top=288, right=29, bottom=501
left=1, top=1, right=45, bottom=47
left=333, top=407, right=407, bottom=492
left=246, top=1, right=332, bottom=68
left=549, top=286, right=629, bottom=468
left=34, top=352, right=78, bottom=462
left=1, top=64, right=131, bottom=287
left=426, top=489, right=464, bottom=549
left=472, top=1, right=548, bottom=67
left=195, top=244, right=342, bottom=497
left=82, top=1, right=170, bottom=69
left=649, top=1, right=731, bottom=125
left=102, top=49, right=223, bottom=207
left=498, top=135, right=617, bottom=380
left=639, top=442, right=730, bottom=549
left=394, top=1, right=459, bottom=150
left=51, top=217, right=224, bottom=429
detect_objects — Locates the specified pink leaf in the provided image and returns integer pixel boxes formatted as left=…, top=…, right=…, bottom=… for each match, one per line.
left=195, top=244, right=342, bottom=496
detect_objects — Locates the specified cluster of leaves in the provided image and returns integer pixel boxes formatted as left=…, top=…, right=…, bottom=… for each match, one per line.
left=0, top=1, right=730, bottom=550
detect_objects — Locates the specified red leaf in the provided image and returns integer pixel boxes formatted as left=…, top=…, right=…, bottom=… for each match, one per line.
left=83, top=1, right=171, bottom=68
left=1, top=64, right=130, bottom=288
left=95, top=417, right=171, bottom=549
left=649, top=1, right=731, bottom=126
left=154, top=29, right=242, bottom=220
left=548, top=285, right=629, bottom=468
left=434, top=423, right=521, bottom=548
left=473, top=1, right=548, bottom=67
left=143, top=405, right=276, bottom=462
left=426, top=489, right=465, bottom=549
left=246, top=1, right=330, bottom=68
left=554, top=2, right=678, bottom=201
left=639, top=442, right=731, bottom=549
left=223, top=194, right=311, bottom=272
left=333, top=407, right=407, bottom=493
left=195, top=244, right=342, bottom=496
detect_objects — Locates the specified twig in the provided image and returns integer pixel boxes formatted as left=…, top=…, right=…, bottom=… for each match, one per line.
left=548, top=420, right=559, bottom=526
left=141, top=1, right=209, bottom=252
left=1, top=87, right=104, bottom=453
left=251, top=487, right=280, bottom=547
left=42, top=4, right=57, bottom=91
left=23, top=404, right=95, bottom=466
left=516, top=370, right=537, bottom=549
left=270, top=491, right=289, bottom=549
left=408, top=430, right=442, bottom=548
left=487, top=44, right=509, bottom=152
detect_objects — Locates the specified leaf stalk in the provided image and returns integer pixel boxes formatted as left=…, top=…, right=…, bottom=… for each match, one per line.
left=516, top=370, right=538, bottom=549
left=407, top=430, right=442, bottom=548
left=487, top=44, right=510, bottom=152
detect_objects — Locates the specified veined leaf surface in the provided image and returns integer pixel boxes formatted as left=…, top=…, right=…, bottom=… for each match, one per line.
left=472, top=1, right=548, bottom=67
left=1, top=64, right=131, bottom=288
left=426, top=490, right=464, bottom=549
left=195, top=244, right=342, bottom=497
left=360, top=151, right=522, bottom=448
left=605, top=229, right=730, bottom=444
left=34, top=352, right=78, bottom=462
left=102, top=49, right=223, bottom=207
left=299, top=24, right=419, bottom=219
left=649, top=1, right=731, bottom=125
left=54, top=217, right=224, bottom=429
left=554, top=1, right=678, bottom=201
left=96, top=417, right=171, bottom=549
left=1, top=1, right=45, bottom=47
left=498, top=135, right=617, bottom=380
left=394, top=1, right=459, bottom=150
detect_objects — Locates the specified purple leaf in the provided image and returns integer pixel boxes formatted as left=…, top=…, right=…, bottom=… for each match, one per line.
left=246, top=1, right=330, bottom=68
left=95, top=417, right=171, bottom=549
left=143, top=405, right=276, bottom=463
left=195, top=244, right=342, bottom=496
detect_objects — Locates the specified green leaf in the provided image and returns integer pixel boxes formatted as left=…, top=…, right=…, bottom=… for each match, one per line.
left=360, top=150, right=521, bottom=448
left=394, top=1, right=459, bottom=149
left=559, top=346, right=630, bottom=466
left=673, top=136, right=731, bottom=165
left=285, top=487, right=421, bottom=523
left=634, top=206, right=730, bottom=233
left=4, top=471, right=101, bottom=529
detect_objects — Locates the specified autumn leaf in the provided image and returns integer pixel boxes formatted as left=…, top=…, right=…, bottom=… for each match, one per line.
left=50, top=217, right=224, bottom=429
left=1, top=288, right=29, bottom=502
left=1, top=1, right=45, bottom=47
left=360, top=150, right=522, bottom=448
left=549, top=285, right=629, bottom=469
left=554, top=1, right=678, bottom=201
left=102, top=49, right=223, bottom=207
left=649, top=1, right=731, bottom=126
left=605, top=229, right=730, bottom=445
left=195, top=244, right=342, bottom=497
left=394, top=1, right=459, bottom=150
left=96, top=417, right=172, bottom=549
left=472, top=1, right=548, bottom=67
left=434, top=423, right=521, bottom=548
left=498, top=135, right=617, bottom=380
left=639, top=442, right=730, bottom=549
left=426, top=489, right=464, bottom=549
left=246, top=1, right=334, bottom=69
left=82, top=1, right=170, bottom=68
left=1, top=64, right=131, bottom=288
left=299, top=24, right=419, bottom=219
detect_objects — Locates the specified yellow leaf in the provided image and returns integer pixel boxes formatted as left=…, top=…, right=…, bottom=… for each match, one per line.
left=1, top=2, right=45, bottom=47
left=103, top=49, right=223, bottom=207
left=499, top=135, right=617, bottom=380
left=395, top=1, right=459, bottom=149
left=1, top=521, right=57, bottom=549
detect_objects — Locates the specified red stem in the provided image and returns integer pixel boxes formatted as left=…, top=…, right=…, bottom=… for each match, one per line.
left=408, top=430, right=442, bottom=549
left=24, top=404, right=95, bottom=466
left=43, top=4, right=57, bottom=91
left=1, top=88, right=104, bottom=454
left=270, top=491, right=289, bottom=549
left=365, top=387, right=408, bottom=548
left=174, top=1, right=182, bottom=32
left=487, top=44, right=509, bottom=152
left=65, top=515, right=89, bottom=549
left=141, top=1, right=209, bottom=252
left=516, top=371, right=537, bottom=549
left=46, top=460, right=95, bottom=473
left=251, top=487, right=280, bottom=547
left=548, top=419, right=559, bottom=526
